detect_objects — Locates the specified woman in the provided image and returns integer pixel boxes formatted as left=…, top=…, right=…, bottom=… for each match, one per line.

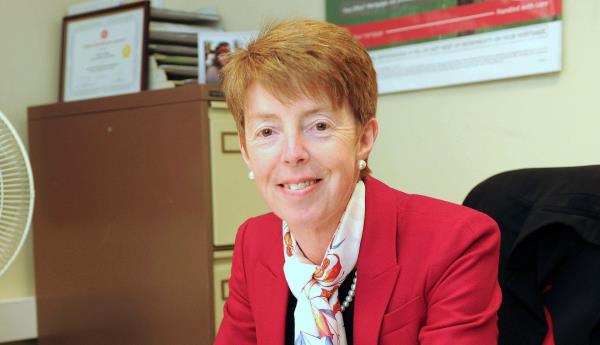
left=214, top=19, right=501, bottom=345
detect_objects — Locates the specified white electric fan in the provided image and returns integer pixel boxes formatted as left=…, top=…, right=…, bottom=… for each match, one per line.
left=0, top=110, right=34, bottom=278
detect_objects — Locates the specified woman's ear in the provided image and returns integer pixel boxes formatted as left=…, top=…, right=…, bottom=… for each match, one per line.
left=357, top=118, right=379, bottom=160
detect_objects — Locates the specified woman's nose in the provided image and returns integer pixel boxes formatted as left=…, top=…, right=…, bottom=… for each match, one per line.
left=282, top=133, right=309, bottom=166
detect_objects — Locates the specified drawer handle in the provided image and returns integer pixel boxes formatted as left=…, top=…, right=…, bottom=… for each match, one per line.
left=221, top=279, right=230, bottom=301
left=221, top=132, right=240, bottom=153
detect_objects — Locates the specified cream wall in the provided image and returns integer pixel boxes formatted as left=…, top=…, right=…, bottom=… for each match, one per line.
left=167, top=0, right=600, bottom=203
left=373, top=2, right=600, bottom=202
left=164, top=0, right=325, bottom=30
left=0, top=0, right=81, bottom=300
left=0, top=0, right=598, bottom=309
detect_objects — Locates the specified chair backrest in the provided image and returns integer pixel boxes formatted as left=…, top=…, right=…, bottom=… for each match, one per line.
left=463, top=165, right=600, bottom=345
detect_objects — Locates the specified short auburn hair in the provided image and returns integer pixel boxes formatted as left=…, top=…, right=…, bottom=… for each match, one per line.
left=221, top=19, right=377, bottom=174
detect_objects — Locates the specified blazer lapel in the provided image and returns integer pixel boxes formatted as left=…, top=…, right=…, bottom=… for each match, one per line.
left=250, top=177, right=401, bottom=345
left=252, top=221, right=289, bottom=345
left=354, top=177, right=400, bottom=345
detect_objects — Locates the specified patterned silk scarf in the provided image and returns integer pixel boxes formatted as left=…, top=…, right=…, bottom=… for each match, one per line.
left=282, top=181, right=365, bottom=345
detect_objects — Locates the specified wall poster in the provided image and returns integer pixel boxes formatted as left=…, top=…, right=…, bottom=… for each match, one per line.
left=327, top=0, right=562, bottom=94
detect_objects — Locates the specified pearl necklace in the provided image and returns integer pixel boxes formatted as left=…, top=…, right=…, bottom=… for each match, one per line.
left=340, top=270, right=357, bottom=312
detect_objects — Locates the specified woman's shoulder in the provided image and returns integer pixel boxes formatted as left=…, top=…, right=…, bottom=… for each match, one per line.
left=234, top=212, right=282, bottom=251
left=366, top=175, right=493, bottom=222
left=365, top=175, right=498, bottom=240
left=402, top=193, right=487, bottom=223
left=366, top=178, right=500, bottom=278
left=398, top=196, right=500, bottom=268
left=228, top=212, right=284, bottom=272
left=241, top=212, right=281, bottom=231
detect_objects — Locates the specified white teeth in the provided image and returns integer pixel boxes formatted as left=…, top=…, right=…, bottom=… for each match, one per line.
left=284, top=180, right=316, bottom=191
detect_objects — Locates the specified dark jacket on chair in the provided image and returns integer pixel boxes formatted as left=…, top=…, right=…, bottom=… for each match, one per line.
left=464, top=165, right=600, bottom=345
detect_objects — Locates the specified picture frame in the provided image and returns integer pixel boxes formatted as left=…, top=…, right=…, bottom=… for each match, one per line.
left=198, top=31, right=257, bottom=84
left=59, top=1, right=149, bottom=102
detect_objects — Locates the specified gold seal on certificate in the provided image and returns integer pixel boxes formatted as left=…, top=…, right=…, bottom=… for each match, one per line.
left=60, top=2, right=149, bottom=102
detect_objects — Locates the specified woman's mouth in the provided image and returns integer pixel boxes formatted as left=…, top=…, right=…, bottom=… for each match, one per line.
left=279, top=179, right=322, bottom=191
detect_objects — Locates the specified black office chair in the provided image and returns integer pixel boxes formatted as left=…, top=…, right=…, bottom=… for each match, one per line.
left=463, top=165, right=600, bottom=345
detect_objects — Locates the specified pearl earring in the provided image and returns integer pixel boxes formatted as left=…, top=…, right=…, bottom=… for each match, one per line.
left=358, top=160, right=367, bottom=170
left=248, top=171, right=255, bottom=180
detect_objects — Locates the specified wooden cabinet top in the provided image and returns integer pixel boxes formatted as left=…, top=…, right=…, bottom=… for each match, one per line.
left=29, top=84, right=225, bottom=120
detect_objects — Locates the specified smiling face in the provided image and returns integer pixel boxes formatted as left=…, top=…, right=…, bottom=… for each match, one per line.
left=241, top=83, right=377, bottom=233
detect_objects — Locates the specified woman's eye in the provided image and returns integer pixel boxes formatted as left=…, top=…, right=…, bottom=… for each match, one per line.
left=259, top=128, right=273, bottom=137
left=315, top=122, right=329, bottom=131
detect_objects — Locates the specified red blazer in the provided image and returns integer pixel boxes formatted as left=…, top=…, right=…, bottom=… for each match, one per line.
left=215, top=176, right=502, bottom=345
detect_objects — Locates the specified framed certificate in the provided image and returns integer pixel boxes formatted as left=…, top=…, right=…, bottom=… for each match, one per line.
left=60, top=1, right=149, bottom=102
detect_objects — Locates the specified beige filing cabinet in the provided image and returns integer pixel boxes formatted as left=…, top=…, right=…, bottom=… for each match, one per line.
left=209, top=100, right=269, bottom=332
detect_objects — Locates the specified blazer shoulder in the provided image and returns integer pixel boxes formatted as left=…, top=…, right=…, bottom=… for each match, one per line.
left=242, top=212, right=280, bottom=231
left=364, top=175, right=496, bottom=233
left=406, top=193, right=497, bottom=232
left=398, top=193, right=500, bottom=259
left=234, top=212, right=282, bottom=257
left=365, top=176, right=487, bottom=221
left=405, top=193, right=485, bottom=219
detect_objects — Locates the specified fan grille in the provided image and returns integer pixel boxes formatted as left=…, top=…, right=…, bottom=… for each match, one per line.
left=0, top=112, right=34, bottom=277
